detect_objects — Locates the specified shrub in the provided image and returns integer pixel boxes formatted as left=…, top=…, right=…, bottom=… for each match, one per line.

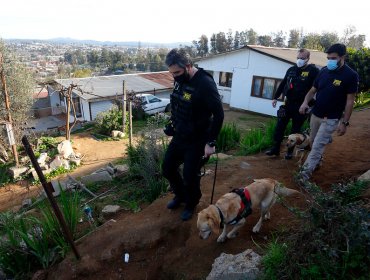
left=95, top=105, right=128, bottom=136
left=261, top=180, right=370, bottom=279
left=216, top=123, right=241, bottom=152
left=239, top=119, right=276, bottom=155
left=126, top=122, right=168, bottom=203
left=0, top=188, right=81, bottom=278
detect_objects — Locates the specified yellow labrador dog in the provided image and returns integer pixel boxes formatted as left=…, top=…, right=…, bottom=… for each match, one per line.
left=197, top=178, right=299, bottom=243
left=286, top=133, right=310, bottom=164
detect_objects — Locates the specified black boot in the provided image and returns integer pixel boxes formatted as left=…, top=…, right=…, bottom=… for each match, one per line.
left=265, top=145, right=280, bottom=156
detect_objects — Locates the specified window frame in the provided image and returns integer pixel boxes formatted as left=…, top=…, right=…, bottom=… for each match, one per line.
left=251, top=75, right=283, bottom=101
left=219, top=71, right=233, bottom=88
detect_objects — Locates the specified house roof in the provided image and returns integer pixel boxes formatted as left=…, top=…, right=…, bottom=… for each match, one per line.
left=55, top=71, right=173, bottom=101
left=246, top=45, right=327, bottom=67
left=196, top=45, right=327, bottom=67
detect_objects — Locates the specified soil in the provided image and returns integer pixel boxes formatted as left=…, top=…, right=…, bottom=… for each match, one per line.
left=0, top=133, right=128, bottom=212
left=3, top=108, right=370, bottom=280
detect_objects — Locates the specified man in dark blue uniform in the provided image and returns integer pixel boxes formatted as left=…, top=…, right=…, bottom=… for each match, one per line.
left=266, top=49, right=319, bottom=159
left=298, top=43, right=359, bottom=181
left=162, top=48, right=224, bottom=221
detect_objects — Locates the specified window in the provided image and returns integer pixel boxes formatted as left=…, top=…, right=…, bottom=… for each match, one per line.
left=219, top=72, right=233, bottom=88
left=72, top=96, right=82, bottom=117
left=148, top=96, right=161, bottom=103
left=251, top=76, right=283, bottom=100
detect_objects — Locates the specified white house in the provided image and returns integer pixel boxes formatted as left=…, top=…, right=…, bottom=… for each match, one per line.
left=50, top=71, right=173, bottom=122
left=196, top=45, right=327, bottom=116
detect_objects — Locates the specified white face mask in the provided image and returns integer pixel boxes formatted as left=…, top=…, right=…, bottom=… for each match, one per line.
left=296, top=58, right=307, bottom=68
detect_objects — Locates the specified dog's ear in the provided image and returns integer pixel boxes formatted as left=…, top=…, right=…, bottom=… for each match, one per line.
left=295, top=136, right=303, bottom=145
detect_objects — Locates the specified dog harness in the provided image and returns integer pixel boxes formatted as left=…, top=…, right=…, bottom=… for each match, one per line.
left=216, top=188, right=252, bottom=227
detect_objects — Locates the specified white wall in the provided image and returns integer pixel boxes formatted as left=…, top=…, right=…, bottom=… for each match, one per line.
left=90, top=100, right=115, bottom=120
left=197, top=49, right=292, bottom=116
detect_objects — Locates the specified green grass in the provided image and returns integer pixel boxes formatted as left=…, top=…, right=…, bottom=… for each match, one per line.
left=216, top=122, right=241, bottom=152
left=0, top=163, right=13, bottom=187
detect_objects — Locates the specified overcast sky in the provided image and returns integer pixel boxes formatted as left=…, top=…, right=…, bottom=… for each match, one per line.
left=1, top=0, right=369, bottom=46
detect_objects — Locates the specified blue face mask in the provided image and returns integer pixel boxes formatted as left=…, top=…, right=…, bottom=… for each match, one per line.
left=327, top=59, right=339, bottom=70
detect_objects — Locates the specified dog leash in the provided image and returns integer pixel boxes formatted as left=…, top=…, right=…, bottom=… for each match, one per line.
left=210, top=152, right=219, bottom=204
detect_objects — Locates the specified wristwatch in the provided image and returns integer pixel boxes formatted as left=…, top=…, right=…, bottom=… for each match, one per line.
left=342, top=121, right=350, bottom=126
left=207, top=141, right=216, bottom=147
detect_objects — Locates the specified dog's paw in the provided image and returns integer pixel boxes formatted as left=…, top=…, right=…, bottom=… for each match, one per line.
left=227, top=231, right=239, bottom=239
left=217, top=235, right=227, bottom=243
left=252, top=225, right=261, bottom=233
left=264, top=212, right=271, bottom=220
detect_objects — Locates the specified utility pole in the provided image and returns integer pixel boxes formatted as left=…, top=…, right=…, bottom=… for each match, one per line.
left=65, top=86, right=72, bottom=140
left=0, top=53, right=19, bottom=166
left=122, top=80, right=126, bottom=134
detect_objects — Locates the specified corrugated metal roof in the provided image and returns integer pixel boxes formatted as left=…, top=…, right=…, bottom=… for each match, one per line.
left=247, top=45, right=327, bottom=67
left=55, top=71, right=173, bottom=101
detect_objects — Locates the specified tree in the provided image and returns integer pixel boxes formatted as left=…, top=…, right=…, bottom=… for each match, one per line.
left=288, top=29, right=301, bottom=48
left=87, top=50, right=100, bottom=67
left=246, top=29, right=258, bottom=45
left=226, top=29, right=233, bottom=51
left=347, top=48, right=370, bottom=92
left=216, top=32, right=227, bottom=53
left=210, top=34, right=217, bottom=54
left=0, top=40, right=34, bottom=158
left=347, top=35, right=366, bottom=50
left=272, top=31, right=286, bottom=47
left=234, top=31, right=241, bottom=49
left=198, top=35, right=209, bottom=57
left=258, top=35, right=273, bottom=47
left=301, top=33, right=323, bottom=51
left=239, top=31, right=247, bottom=47
left=320, top=32, right=339, bottom=51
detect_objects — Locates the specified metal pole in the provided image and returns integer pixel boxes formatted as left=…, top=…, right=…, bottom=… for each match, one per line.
left=122, top=80, right=126, bottom=133
left=65, top=86, right=72, bottom=140
left=129, top=101, right=132, bottom=146
left=0, top=53, right=19, bottom=166
left=22, top=135, right=80, bottom=260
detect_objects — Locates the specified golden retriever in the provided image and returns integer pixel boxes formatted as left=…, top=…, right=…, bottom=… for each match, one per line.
left=286, top=133, right=310, bottom=164
left=197, top=178, right=299, bottom=242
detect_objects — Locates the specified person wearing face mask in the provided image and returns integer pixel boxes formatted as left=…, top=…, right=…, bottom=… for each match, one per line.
left=297, top=43, right=359, bottom=182
left=266, top=49, right=319, bottom=159
left=162, top=48, right=224, bottom=221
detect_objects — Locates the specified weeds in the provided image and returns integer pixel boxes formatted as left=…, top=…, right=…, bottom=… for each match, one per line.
left=0, top=187, right=81, bottom=279
left=216, top=122, right=241, bottom=152
left=261, top=179, right=370, bottom=279
left=126, top=120, right=169, bottom=203
left=239, top=119, right=276, bottom=155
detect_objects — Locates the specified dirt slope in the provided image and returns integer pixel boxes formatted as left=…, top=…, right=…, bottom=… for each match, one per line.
left=45, top=108, right=370, bottom=280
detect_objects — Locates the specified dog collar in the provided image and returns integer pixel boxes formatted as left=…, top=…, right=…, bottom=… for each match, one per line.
left=215, top=205, right=225, bottom=228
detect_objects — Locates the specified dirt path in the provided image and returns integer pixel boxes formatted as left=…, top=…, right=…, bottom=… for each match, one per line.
left=45, top=108, right=370, bottom=280
left=0, top=133, right=128, bottom=212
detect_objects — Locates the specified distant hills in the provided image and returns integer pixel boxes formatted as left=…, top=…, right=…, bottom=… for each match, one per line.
left=4, top=37, right=190, bottom=48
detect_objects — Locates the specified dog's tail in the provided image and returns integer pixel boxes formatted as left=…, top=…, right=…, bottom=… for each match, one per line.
left=274, top=183, right=300, bottom=197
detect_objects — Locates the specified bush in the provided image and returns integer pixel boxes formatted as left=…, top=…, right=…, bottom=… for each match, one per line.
left=261, top=180, right=370, bottom=279
left=0, top=188, right=81, bottom=279
left=239, top=119, right=276, bottom=155
left=95, top=105, right=128, bottom=136
left=216, top=123, right=241, bottom=152
left=126, top=123, right=168, bottom=203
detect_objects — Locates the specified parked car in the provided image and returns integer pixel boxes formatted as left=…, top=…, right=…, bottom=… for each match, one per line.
left=138, top=94, right=171, bottom=115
